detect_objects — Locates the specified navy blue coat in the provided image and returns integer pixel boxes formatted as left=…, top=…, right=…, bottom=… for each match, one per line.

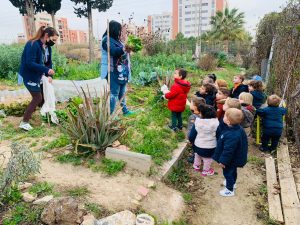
left=195, top=91, right=216, bottom=106
left=230, top=84, right=249, bottom=99
left=256, top=106, right=287, bottom=132
left=19, top=40, right=52, bottom=83
left=213, top=124, right=248, bottom=168
left=251, top=90, right=266, bottom=109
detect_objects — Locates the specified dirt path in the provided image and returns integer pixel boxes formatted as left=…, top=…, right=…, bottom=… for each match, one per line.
left=190, top=145, right=264, bottom=225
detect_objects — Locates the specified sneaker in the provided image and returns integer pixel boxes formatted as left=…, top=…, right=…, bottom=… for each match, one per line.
left=201, top=168, right=215, bottom=176
left=124, top=111, right=136, bottom=116
left=187, top=155, right=195, bottom=164
left=177, top=126, right=183, bottom=131
left=168, top=125, right=178, bottom=132
left=193, top=165, right=200, bottom=172
left=19, top=121, right=33, bottom=131
left=219, top=188, right=235, bottom=197
left=223, top=180, right=237, bottom=189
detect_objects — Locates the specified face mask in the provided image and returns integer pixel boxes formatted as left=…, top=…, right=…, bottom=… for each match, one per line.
left=46, top=39, right=55, bottom=47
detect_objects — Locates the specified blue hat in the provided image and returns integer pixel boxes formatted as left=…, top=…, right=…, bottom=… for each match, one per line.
left=252, top=75, right=262, bottom=81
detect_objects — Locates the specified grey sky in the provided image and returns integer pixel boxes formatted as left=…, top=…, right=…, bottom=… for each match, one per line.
left=0, top=0, right=287, bottom=44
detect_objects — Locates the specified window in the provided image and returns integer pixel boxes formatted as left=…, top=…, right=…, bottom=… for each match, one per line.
left=179, top=19, right=182, bottom=32
left=185, top=11, right=191, bottom=15
left=185, top=18, right=192, bottom=21
left=185, top=5, right=191, bottom=8
left=202, top=3, right=208, bottom=6
left=185, top=31, right=191, bottom=34
left=179, top=6, right=182, bottom=17
left=201, top=17, right=208, bottom=20
left=201, top=10, right=208, bottom=13
left=179, top=0, right=182, bottom=4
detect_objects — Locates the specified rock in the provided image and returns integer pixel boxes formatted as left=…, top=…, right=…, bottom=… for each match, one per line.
left=134, top=194, right=143, bottom=201
left=136, top=214, right=155, bottom=225
left=18, top=182, right=32, bottom=190
left=95, top=210, right=136, bottom=225
left=131, top=199, right=141, bottom=206
left=112, top=140, right=121, bottom=147
left=137, top=186, right=149, bottom=197
left=115, top=145, right=130, bottom=151
left=147, top=181, right=155, bottom=189
left=33, top=195, right=53, bottom=205
left=22, top=192, right=37, bottom=202
left=41, top=197, right=86, bottom=225
left=81, top=214, right=96, bottom=225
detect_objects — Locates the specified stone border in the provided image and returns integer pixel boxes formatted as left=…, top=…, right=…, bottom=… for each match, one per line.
left=158, top=142, right=189, bottom=181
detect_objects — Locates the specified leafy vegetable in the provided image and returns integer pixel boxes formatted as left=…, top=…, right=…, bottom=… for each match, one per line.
left=127, top=35, right=143, bottom=52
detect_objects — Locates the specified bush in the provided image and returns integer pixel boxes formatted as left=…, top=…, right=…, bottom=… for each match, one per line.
left=0, top=44, right=23, bottom=80
left=197, top=54, right=217, bottom=71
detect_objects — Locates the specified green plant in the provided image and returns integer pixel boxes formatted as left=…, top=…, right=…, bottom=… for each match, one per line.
left=29, top=182, right=54, bottom=196
left=41, top=135, right=70, bottom=151
left=167, top=162, right=190, bottom=189
left=1, top=185, right=22, bottom=205
left=259, top=184, right=268, bottom=195
left=99, top=158, right=126, bottom=176
left=67, top=186, right=90, bottom=198
left=248, top=156, right=264, bottom=166
left=127, top=35, right=143, bottom=52
left=61, top=88, right=125, bottom=155
left=182, top=193, right=193, bottom=203
left=85, top=202, right=103, bottom=218
left=55, top=153, right=83, bottom=166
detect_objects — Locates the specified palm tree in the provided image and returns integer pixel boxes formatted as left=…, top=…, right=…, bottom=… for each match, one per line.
left=207, top=8, right=245, bottom=54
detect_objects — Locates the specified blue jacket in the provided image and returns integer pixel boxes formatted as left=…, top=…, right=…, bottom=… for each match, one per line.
left=256, top=106, right=287, bottom=130
left=251, top=90, right=266, bottom=109
left=195, top=91, right=216, bottom=106
left=230, top=84, right=249, bottom=99
left=19, top=40, right=52, bottom=83
left=213, top=124, right=248, bottom=167
left=101, top=36, right=131, bottom=83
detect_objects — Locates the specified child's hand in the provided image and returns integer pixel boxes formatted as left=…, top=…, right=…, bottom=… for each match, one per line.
left=219, top=163, right=225, bottom=168
left=160, top=84, right=169, bottom=92
left=162, top=90, right=170, bottom=94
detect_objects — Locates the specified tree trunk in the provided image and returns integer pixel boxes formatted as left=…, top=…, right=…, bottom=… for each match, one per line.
left=223, top=40, right=229, bottom=54
left=87, top=2, right=95, bottom=63
left=51, top=12, right=56, bottom=30
left=25, top=0, right=36, bottom=39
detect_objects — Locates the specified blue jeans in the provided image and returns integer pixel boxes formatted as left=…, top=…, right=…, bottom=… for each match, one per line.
left=110, top=78, right=129, bottom=115
left=261, top=128, right=282, bottom=151
left=223, top=166, right=237, bottom=191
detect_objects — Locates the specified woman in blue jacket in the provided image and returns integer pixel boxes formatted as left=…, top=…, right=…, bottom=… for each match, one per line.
left=101, top=20, right=133, bottom=115
left=19, top=26, right=59, bottom=131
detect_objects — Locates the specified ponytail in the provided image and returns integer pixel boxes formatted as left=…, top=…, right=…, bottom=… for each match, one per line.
left=30, top=26, right=59, bottom=41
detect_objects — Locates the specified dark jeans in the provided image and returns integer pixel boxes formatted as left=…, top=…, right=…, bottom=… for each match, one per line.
left=171, top=111, right=182, bottom=129
left=110, top=78, right=129, bottom=115
left=223, top=166, right=237, bottom=191
left=23, top=85, right=44, bottom=122
left=261, top=132, right=281, bottom=152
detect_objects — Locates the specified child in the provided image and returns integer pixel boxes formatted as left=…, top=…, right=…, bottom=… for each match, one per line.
left=207, top=74, right=217, bottom=83
left=256, top=95, right=287, bottom=152
left=222, top=97, right=241, bottom=112
left=216, top=88, right=231, bottom=120
left=215, top=79, right=228, bottom=89
left=248, top=80, right=266, bottom=109
left=213, top=108, right=248, bottom=197
left=164, top=69, right=191, bottom=131
left=195, top=83, right=217, bottom=106
left=239, top=92, right=256, bottom=136
left=230, top=74, right=249, bottom=99
left=189, top=104, right=219, bottom=176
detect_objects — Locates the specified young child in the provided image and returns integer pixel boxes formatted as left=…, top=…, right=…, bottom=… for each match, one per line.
left=189, top=104, right=219, bottom=176
left=164, top=69, right=191, bottom=131
left=213, top=108, right=248, bottom=197
left=239, top=92, right=256, bottom=136
left=195, top=83, right=217, bottom=106
left=230, top=74, right=249, bottom=99
left=256, top=95, right=287, bottom=152
left=248, top=80, right=266, bottom=109
left=215, top=79, right=228, bottom=89
left=216, top=88, right=231, bottom=120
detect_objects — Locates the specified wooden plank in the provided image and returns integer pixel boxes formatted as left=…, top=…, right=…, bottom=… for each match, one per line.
left=277, top=139, right=300, bottom=225
left=265, top=157, right=284, bottom=223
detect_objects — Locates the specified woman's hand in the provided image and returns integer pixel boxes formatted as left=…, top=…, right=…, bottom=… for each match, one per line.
left=219, top=163, right=225, bottom=168
left=48, top=69, right=55, bottom=76
left=48, top=76, right=53, bottom=83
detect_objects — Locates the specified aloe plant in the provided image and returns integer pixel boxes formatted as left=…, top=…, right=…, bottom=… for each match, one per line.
left=62, top=87, right=125, bottom=155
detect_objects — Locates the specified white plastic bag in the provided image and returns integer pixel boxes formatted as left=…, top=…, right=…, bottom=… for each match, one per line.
left=41, top=76, right=59, bottom=124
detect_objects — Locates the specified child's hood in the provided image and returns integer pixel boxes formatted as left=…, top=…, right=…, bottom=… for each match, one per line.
left=195, top=118, right=219, bottom=131
left=175, top=78, right=191, bottom=93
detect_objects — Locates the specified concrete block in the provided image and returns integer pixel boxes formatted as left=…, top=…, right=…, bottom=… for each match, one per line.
left=105, top=147, right=152, bottom=173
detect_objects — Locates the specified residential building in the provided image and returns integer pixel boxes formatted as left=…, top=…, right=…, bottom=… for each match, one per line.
left=172, top=0, right=228, bottom=39
left=148, top=12, right=173, bottom=41
left=69, top=30, right=88, bottom=44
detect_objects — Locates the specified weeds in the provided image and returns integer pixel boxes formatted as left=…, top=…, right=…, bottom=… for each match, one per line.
left=99, top=158, right=126, bottom=176
left=29, top=182, right=54, bottom=196
left=182, top=193, right=193, bottom=203
left=67, top=186, right=90, bottom=198
left=56, top=153, right=83, bottom=166
left=248, top=156, right=265, bottom=167
left=41, top=135, right=70, bottom=151
left=167, top=162, right=190, bottom=190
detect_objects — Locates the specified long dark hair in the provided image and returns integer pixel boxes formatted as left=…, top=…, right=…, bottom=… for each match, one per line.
left=102, top=20, right=122, bottom=41
left=30, top=26, right=59, bottom=41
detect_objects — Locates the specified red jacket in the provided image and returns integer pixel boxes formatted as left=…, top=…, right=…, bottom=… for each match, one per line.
left=165, top=78, right=191, bottom=112
left=216, top=99, right=226, bottom=119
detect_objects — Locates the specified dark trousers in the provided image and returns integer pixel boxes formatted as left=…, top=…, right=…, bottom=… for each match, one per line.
left=171, top=111, right=182, bottom=129
left=23, top=86, right=44, bottom=122
left=223, top=166, right=237, bottom=191
left=261, top=133, right=281, bottom=152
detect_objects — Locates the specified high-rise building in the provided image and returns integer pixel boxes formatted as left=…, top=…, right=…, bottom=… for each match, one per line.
left=148, top=12, right=173, bottom=41
left=172, top=0, right=227, bottom=39
left=23, top=13, right=88, bottom=44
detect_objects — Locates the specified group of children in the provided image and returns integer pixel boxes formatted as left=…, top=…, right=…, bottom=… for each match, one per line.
left=162, top=69, right=287, bottom=197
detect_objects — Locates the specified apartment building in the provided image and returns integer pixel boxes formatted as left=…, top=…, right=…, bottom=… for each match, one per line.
left=148, top=12, right=173, bottom=41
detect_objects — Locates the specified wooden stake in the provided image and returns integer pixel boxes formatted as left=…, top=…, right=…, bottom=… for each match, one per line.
left=107, top=19, right=111, bottom=113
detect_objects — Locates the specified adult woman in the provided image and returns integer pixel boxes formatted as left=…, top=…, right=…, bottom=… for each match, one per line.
left=101, top=20, right=133, bottom=115
left=19, top=26, right=59, bottom=131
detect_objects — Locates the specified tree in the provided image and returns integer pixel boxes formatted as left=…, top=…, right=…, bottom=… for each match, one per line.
left=39, top=0, right=62, bottom=29
left=207, top=8, right=245, bottom=54
left=9, top=0, right=42, bottom=38
left=70, top=0, right=113, bottom=62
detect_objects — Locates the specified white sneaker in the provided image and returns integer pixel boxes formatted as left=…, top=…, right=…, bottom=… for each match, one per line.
left=19, top=121, right=33, bottom=131
left=223, top=180, right=237, bottom=189
left=219, top=188, right=235, bottom=197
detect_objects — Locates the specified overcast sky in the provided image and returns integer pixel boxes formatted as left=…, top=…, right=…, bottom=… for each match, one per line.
left=0, top=0, right=287, bottom=43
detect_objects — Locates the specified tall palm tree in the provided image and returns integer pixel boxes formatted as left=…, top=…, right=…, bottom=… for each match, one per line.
left=208, top=8, right=245, bottom=54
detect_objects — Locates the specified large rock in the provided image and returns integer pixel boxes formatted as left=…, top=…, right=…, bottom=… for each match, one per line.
left=41, top=197, right=86, bottom=225
left=18, top=182, right=33, bottom=190
left=33, top=195, right=53, bottom=205
left=22, top=192, right=37, bottom=203
left=81, top=214, right=96, bottom=225
left=95, top=210, right=136, bottom=225
left=136, top=214, right=155, bottom=225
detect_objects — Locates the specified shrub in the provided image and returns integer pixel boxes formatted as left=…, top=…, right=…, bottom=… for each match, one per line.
left=197, top=54, right=217, bottom=71
left=0, top=44, right=23, bottom=80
